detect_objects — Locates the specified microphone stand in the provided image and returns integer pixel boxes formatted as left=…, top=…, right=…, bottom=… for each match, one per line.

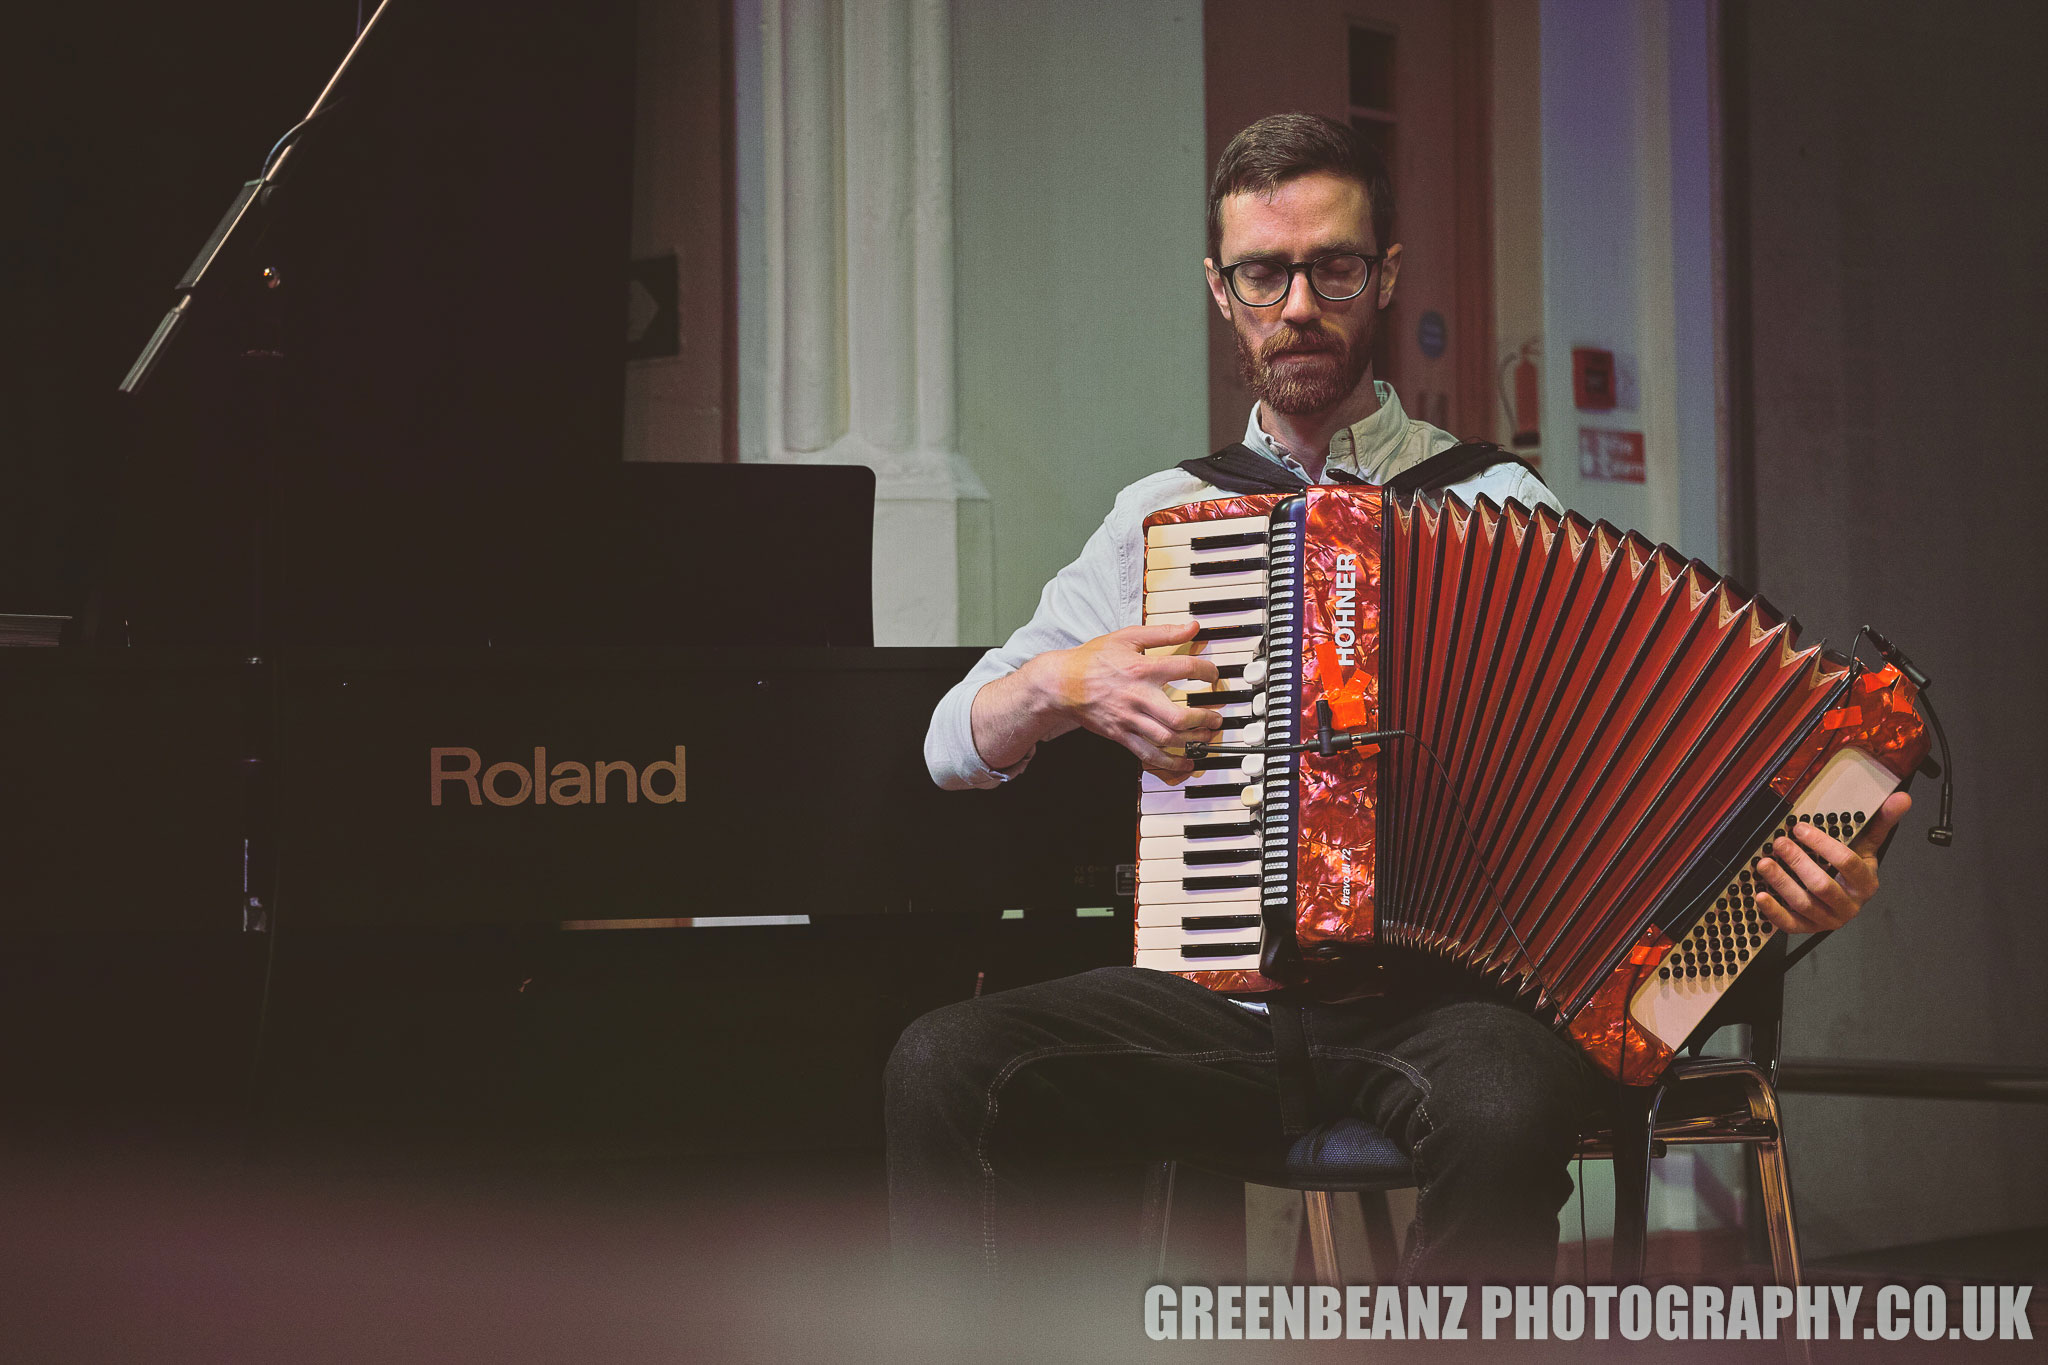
left=107, top=2, right=405, bottom=1155
left=119, top=0, right=400, bottom=399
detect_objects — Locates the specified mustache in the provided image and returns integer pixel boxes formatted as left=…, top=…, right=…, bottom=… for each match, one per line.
left=1261, top=326, right=1344, bottom=359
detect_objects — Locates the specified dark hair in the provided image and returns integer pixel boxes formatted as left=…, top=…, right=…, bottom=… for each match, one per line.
left=1206, top=112, right=1395, bottom=261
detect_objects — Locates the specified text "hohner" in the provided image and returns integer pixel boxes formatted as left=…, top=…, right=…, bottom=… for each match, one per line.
left=1332, top=553, right=1360, bottom=667
left=430, top=747, right=686, bottom=806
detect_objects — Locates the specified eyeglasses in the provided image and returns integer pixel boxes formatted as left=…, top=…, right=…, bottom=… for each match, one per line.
left=1218, top=252, right=1383, bottom=307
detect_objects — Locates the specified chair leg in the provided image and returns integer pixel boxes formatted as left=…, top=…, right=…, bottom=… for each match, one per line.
left=1610, top=1085, right=1658, bottom=1281
left=1736, top=1071, right=1803, bottom=1287
left=1139, top=1160, right=1177, bottom=1281
left=1302, top=1191, right=1343, bottom=1285
left=1359, top=1190, right=1402, bottom=1282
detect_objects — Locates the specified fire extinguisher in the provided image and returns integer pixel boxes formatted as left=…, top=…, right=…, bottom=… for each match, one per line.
left=1498, top=339, right=1541, bottom=451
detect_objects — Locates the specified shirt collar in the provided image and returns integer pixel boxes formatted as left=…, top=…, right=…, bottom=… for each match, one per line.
left=1241, top=381, right=1408, bottom=482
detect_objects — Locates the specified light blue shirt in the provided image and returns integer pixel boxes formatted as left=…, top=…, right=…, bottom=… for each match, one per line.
left=923, top=387, right=1559, bottom=789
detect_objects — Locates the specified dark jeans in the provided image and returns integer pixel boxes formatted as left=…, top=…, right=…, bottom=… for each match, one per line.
left=885, top=965, right=1595, bottom=1296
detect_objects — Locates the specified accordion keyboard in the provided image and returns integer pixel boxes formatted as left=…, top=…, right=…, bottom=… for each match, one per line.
left=1135, top=513, right=1273, bottom=973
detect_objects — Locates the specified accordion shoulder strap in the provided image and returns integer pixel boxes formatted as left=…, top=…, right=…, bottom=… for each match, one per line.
left=1179, top=440, right=1532, bottom=497
left=1381, top=441, right=1536, bottom=496
left=1176, top=443, right=1314, bottom=494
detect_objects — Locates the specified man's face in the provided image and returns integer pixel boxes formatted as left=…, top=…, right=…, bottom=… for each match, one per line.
left=1204, top=171, right=1402, bottom=417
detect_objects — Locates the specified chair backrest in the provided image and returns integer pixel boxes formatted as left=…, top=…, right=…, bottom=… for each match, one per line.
left=1680, top=935, right=1788, bottom=1077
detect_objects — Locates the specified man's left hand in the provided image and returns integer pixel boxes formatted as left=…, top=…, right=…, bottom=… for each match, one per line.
left=1754, top=790, right=1912, bottom=934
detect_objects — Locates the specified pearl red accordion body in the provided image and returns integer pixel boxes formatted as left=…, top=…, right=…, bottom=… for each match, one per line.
left=1135, top=486, right=1930, bottom=1084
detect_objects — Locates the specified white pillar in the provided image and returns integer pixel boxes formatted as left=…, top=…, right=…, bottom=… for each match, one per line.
left=758, top=0, right=990, bottom=646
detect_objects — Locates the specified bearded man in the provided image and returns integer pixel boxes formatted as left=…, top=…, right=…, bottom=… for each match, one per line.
left=890, top=113, right=1904, bottom=1297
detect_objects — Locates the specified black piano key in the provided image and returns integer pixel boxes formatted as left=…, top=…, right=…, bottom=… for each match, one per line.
left=1181, top=874, right=1259, bottom=891
left=1190, top=557, right=1266, bottom=577
left=1181, top=914, right=1260, bottom=931
left=1189, top=532, right=1266, bottom=551
left=1183, top=820, right=1256, bottom=838
left=1182, top=846, right=1259, bottom=865
left=1198, top=688, right=1254, bottom=706
left=1187, top=596, right=1264, bottom=614
left=1181, top=783, right=1242, bottom=799
left=1181, top=941, right=1260, bottom=959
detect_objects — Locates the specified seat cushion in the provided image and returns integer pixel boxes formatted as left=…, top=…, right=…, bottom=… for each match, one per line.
left=1223, top=1116, right=1417, bottom=1192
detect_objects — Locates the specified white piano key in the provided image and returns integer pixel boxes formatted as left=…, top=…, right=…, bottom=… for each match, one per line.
left=1138, top=847, right=1261, bottom=879
left=1136, top=923, right=1264, bottom=951
left=1143, top=564, right=1266, bottom=594
left=1140, top=786, right=1252, bottom=815
left=1140, top=851, right=1258, bottom=877
left=1138, top=839, right=1261, bottom=859
left=1137, top=827, right=1259, bottom=853
left=1135, top=946, right=1263, bottom=973
left=1134, top=877, right=1264, bottom=906
left=1145, top=584, right=1269, bottom=616
left=1145, top=607, right=1266, bottom=635
left=1144, top=514, right=1268, bottom=548
left=1141, top=766, right=1254, bottom=796
left=1143, top=530, right=1269, bottom=563
left=1136, top=896, right=1259, bottom=927
left=1138, top=811, right=1259, bottom=838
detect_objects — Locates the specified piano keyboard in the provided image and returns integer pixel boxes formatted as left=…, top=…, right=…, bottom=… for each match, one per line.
left=1135, top=512, right=1287, bottom=974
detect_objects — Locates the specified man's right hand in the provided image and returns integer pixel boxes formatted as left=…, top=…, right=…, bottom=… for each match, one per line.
left=969, top=621, right=1226, bottom=775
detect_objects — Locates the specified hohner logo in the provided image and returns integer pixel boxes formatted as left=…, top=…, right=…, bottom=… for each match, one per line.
left=430, top=746, right=686, bottom=806
left=1331, top=553, right=1360, bottom=667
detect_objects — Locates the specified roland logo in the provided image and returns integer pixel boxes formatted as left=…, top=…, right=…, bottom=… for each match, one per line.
left=430, top=746, right=686, bottom=807
left=1331, top=552, right=1359, bottom=668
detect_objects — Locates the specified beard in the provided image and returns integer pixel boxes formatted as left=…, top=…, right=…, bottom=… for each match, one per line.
left=1233, top=319, right=1374, bottom=416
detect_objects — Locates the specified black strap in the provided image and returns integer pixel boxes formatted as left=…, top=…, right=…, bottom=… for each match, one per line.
left=1269, top=1003, right=1319, bottom=1136
left=1381, top=440, right=1536, bottom=496
left=1176, top=443, right=1311, bottom=495
left=1179, top=440, right=1532, bottom=498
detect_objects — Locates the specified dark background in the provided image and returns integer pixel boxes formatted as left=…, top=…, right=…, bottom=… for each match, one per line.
left=2, top=0, right=638, bottom=646
left=0, top=0, right=1132, bottom=1173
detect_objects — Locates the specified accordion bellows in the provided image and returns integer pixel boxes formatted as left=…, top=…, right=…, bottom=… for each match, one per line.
left=1137, top=488, right=1929, bottom=1084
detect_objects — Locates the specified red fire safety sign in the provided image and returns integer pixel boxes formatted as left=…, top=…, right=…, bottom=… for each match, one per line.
left=1578, top=427, right=1646, bottom=483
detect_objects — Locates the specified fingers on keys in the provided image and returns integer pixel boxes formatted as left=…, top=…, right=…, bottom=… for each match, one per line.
left=1122, top=620, right=1202, bottom=650
left=1147, top=651, right=1221, bottom=686
left=1849, top=790, right=1912, bottom=855
left=1755, top=822, right=1867, bottom=933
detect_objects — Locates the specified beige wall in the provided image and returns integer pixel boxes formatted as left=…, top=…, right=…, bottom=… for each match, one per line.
left=1490, top=0, right=1543, bottom=459
left=952, top=0, right=1210, bottom=642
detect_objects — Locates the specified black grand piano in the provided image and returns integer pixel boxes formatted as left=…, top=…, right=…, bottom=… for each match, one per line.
left=0, top=1, right=1133, bottom=1164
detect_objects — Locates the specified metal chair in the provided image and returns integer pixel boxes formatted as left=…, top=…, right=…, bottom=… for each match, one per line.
left=1142, top=1114, right=1416, bottom=1285
left=1144, top=950, right=1803, bottom=1285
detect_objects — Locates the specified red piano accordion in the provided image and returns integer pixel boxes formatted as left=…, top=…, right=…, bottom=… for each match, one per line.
left=1135, top=486, right=1932, bottom=1084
